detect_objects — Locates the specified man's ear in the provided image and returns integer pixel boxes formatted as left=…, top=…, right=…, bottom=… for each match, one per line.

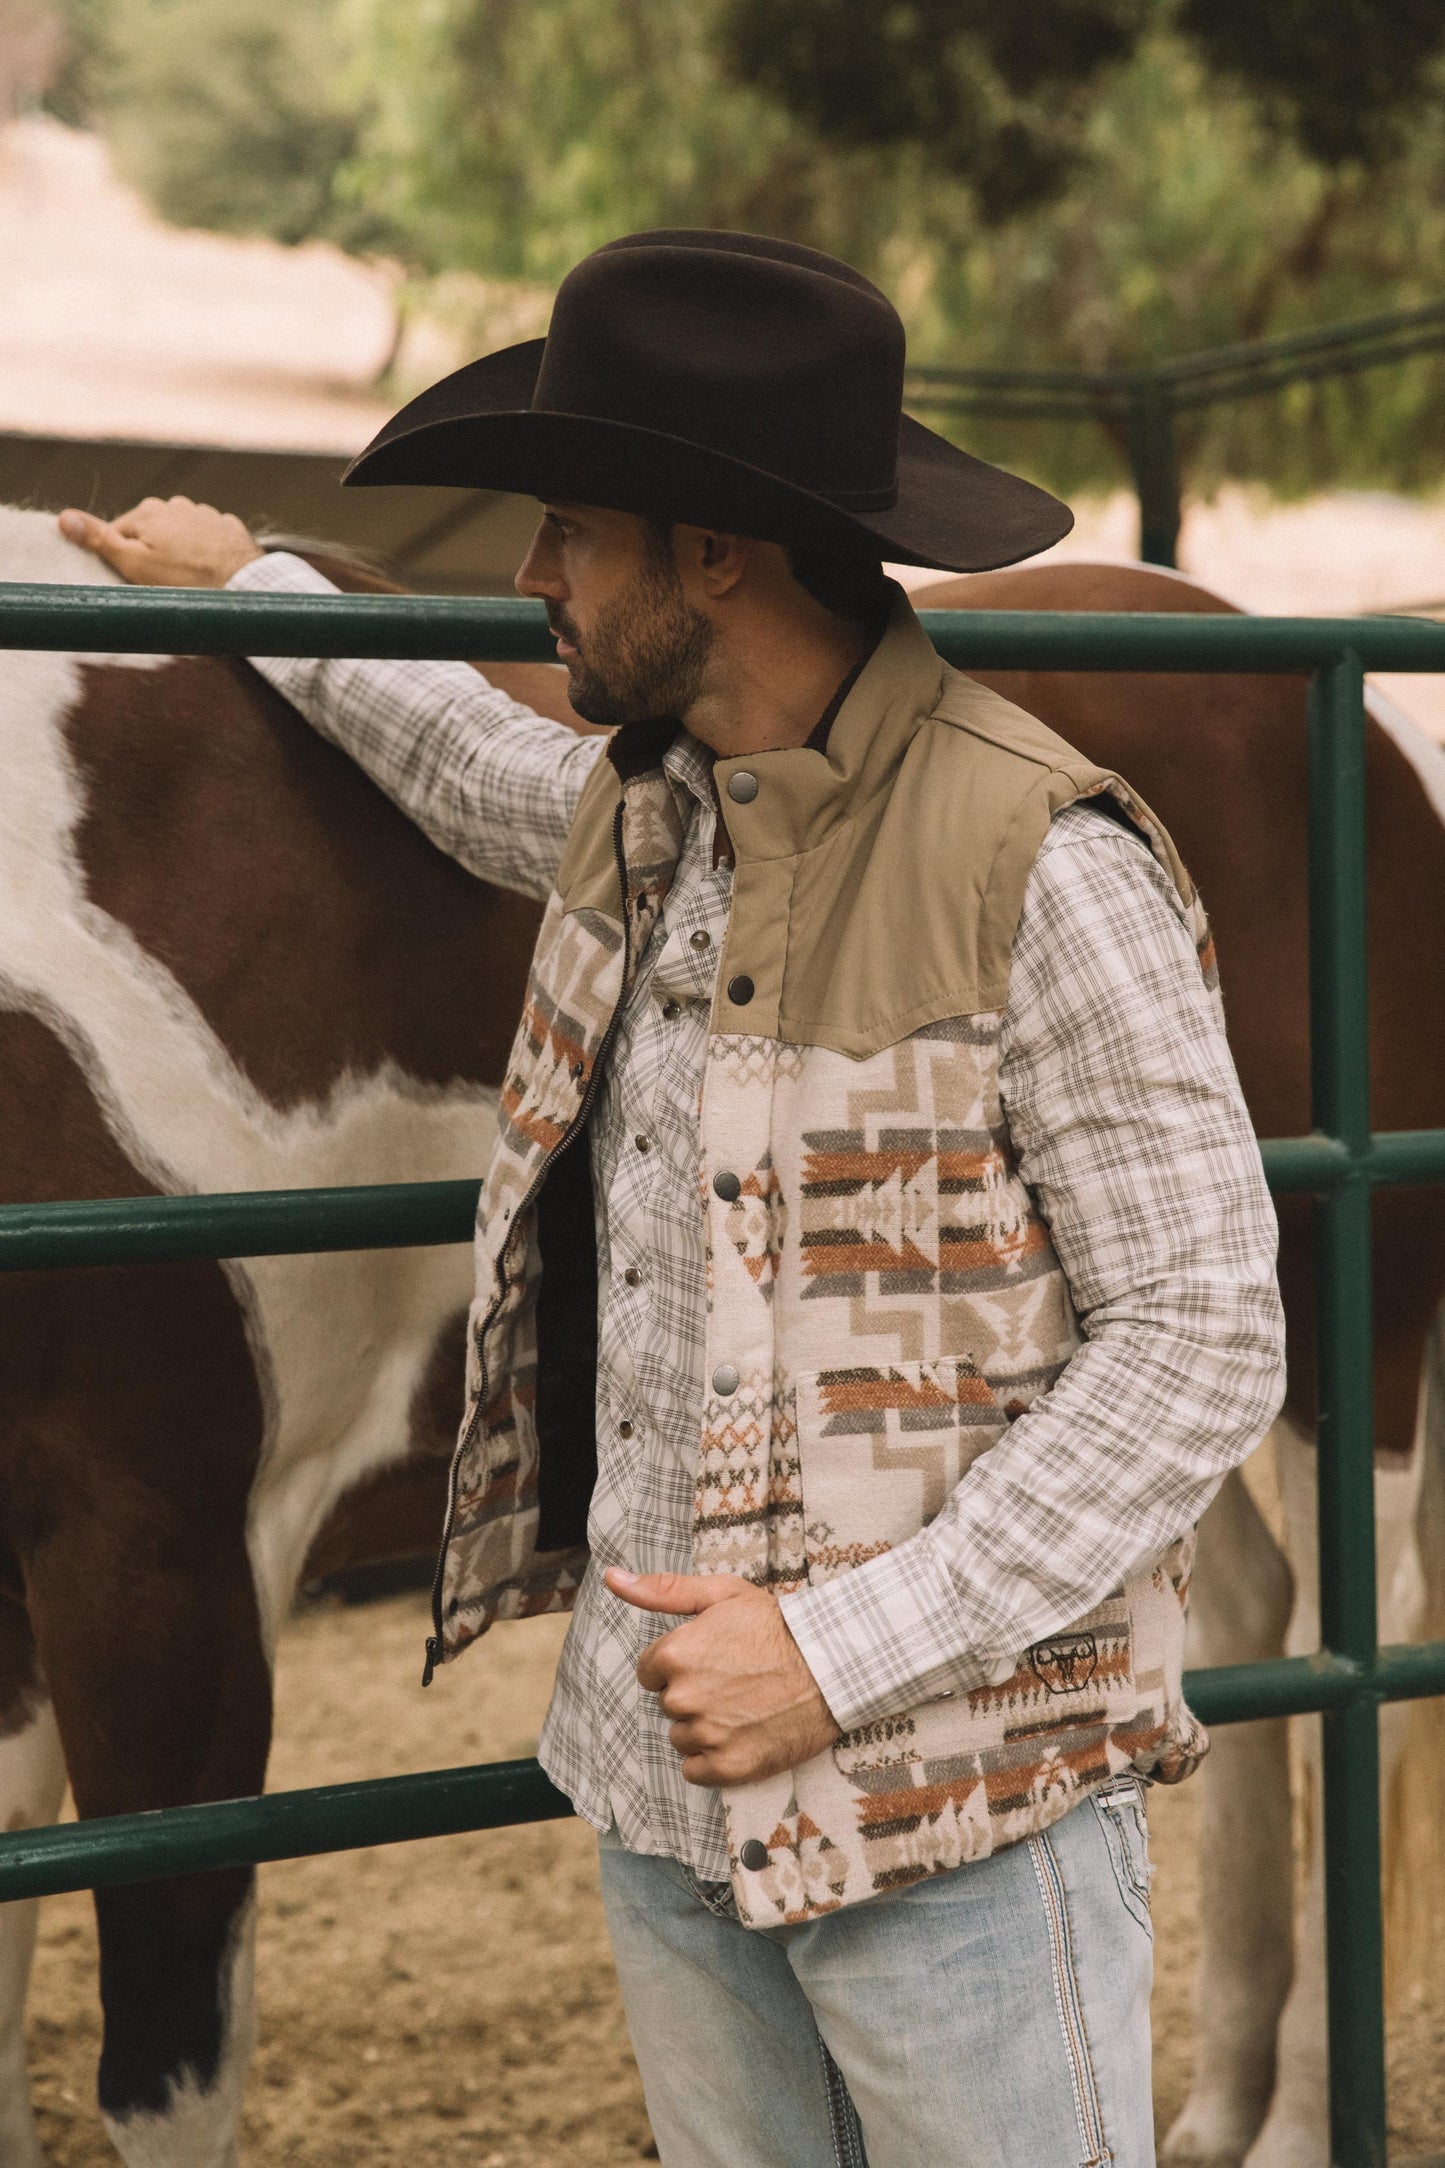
left=675, top=525, right=752, bottom=599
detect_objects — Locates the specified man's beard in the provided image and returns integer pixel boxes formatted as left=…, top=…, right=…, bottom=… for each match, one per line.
left=550, top=547, right=713, bottom=728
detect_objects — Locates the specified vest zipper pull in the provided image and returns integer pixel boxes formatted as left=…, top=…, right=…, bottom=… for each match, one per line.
left=422, top=1637, right=440, bottom=1689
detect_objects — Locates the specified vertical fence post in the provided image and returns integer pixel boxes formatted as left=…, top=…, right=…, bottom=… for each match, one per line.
left=1125, top=377, right=1182, bottom=567
left=1308, top=652, right=1387, bottom=2167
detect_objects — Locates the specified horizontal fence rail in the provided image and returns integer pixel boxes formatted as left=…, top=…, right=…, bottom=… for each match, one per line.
left=5, top=586, right=1445, bottom=666
left=0, top=1645, right=1442, bottom=1908
left=904, top=296, right=1445, bottom=568
left=6, top=1129, right=1445, bottom=1271
left=3, top=588, right=1443, bottom=2167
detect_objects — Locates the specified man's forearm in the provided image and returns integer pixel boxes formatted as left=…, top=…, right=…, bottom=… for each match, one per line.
left=780, top=809, right=1287, bottom=1733
left=228, top=552, right=604, bottom=903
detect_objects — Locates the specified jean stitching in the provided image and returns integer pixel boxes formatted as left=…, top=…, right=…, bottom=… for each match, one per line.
left=818, top=2037, right=869, bottom=2168
left=1029, top=1830, right=1112, bottom=2168
left=1091, top=1795, right=1154, bottom=1937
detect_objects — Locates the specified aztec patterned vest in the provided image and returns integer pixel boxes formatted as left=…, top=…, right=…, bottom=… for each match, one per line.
left=427, top=596, right=1217, bottom=1926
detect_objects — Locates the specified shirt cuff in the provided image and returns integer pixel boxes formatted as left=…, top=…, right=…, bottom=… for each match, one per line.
left=778, top=1532, right=1014, bottom=1734
left=226, top=550, right=339, bottom=597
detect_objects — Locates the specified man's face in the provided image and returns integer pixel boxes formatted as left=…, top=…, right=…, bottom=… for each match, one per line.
left=515, top=504, right=713, bottom=728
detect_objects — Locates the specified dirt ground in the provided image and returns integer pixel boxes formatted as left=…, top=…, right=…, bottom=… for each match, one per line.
left=21, top=1589, right=1445, bottom=2166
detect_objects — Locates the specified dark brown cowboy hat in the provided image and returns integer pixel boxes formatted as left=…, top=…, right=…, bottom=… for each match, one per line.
left=343, top=230, right=1072, bottom=573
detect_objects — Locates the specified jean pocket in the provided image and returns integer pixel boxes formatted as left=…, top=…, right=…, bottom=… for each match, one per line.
left=1092, top=1778, right=1154, bottom=1938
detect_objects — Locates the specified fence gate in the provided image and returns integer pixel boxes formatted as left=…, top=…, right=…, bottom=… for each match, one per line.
left=1, top=585, right=1444, bottom=2168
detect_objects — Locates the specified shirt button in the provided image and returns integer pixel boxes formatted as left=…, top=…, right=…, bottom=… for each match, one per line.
left=739, top=1839, right=769, bottom=1871
left=690, top=929, right=712, bottom=950
left=712, top=1363, right=740, bottom=1397
left=623, top=1266, right=643, bottom=1287
left=618, top=1420, right=635, bottom=1440
left=727, top=974, right=755, bottom=1006
left=634, top=1134, right=651, bottom=1153
left=713, top=1171, right=741, bottom=1202
left=727, top=771, right=759, bottom=804
left=661, top=1000, right=681, bottom=1021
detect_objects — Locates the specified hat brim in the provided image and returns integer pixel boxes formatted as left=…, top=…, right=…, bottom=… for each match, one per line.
left=343, top=338, right=1072, bottom=573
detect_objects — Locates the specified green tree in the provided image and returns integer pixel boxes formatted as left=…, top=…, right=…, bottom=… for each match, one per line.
left=50, top=0, right=1445, bottom=498
left=54, top=0, right=388, bottom=249
left=718, top=0, right=1445, bottom=208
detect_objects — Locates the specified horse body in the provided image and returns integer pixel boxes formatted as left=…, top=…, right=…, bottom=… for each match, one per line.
left=916, top=561, right=1445, bottom=2168
left=0, top=510, right=574, bottom=2166
left=0, top=523, right=1437, bottom=2164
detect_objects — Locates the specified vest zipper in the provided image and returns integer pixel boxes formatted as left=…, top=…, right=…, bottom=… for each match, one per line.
left=424, top=801, right=635, bottom=1686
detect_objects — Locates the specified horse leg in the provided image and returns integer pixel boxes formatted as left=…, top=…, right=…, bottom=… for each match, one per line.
left=1164, top=1453, right=1295, bottom=2166
left=0, top=1591, right=66, bottom=2168
left=25, top=1503, right=272, bottom=2168
left=1382, top=1300, right=1445, bottom=2012
left=1243, top=1417, right=1419, bottom=2168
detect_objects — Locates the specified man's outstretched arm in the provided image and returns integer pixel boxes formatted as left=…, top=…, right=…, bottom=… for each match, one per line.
left=59, top=499, right=604, bottom=904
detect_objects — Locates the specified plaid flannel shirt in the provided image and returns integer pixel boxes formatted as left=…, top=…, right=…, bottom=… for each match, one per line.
left=234, top=550, right=1283, bottom=1878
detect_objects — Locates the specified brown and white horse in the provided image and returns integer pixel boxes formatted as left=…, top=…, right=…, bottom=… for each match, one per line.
left=0, top=518, right=1439, bottom=2166
left=915, top=561, right=1445, bottom=2168
left=0, top=507, right=590, bottom=2168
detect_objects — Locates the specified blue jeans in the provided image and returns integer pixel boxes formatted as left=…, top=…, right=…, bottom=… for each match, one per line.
left=598, top=1777, right=1156, bottom=2168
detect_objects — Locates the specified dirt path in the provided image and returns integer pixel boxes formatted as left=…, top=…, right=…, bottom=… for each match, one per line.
left=22, top=1588, right=1445, bottom=2164
left=0, top=115, right=393, bottom=451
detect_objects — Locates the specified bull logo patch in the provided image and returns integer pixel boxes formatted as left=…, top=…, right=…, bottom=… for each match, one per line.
left=1029, top=1632, right=1098, bottom=1695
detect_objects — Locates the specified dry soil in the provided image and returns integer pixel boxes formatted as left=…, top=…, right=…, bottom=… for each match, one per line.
left=22, top=1590, right=1445, bottom=2165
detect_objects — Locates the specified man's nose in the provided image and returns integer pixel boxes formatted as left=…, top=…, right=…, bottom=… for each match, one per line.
left=515, top=526, right=562, bottom=601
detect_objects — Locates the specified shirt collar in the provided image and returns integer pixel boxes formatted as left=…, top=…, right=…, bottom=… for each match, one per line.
left=645, top=609, right=890, bottom=812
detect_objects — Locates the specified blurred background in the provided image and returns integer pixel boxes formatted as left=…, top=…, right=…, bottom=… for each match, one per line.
left=1, top=0, right=1444, bottom=657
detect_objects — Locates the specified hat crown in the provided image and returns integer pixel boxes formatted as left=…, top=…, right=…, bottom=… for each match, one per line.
left=533, top=233, right=904, bottom=510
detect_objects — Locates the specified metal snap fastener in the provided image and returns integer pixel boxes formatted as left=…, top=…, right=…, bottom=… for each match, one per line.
left=624, top=1266, right=643, bottom=1287
left=727, top=974, right=755, bottom=1005
left=739, top=1839, right=769, bottom=1871
left=727, top=770, right=759, bottom=804
left=712, top=1170, right=741, bottom=1202
left=634, top=1134, right=651, bottom=1153
left=712, top=1363, right=740, bottom=1397
left=570, top=1060, right=586, bottom=1080
left=690, top=929, right=712, bottom=949
left=618, top=1419, right=634, bottom=1440
left=661, top=1000, right=681, bottom=1021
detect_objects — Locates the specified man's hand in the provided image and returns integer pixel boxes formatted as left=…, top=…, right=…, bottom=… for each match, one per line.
left=57, top=497, right=262, bottom=588
left=606, top=1567, right=841, bottom=1787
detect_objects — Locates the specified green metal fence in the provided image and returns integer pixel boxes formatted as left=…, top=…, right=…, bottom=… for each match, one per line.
left=2, top=586, right=1445, bottom=2168
left=904, top=296, right=1445, bottom=569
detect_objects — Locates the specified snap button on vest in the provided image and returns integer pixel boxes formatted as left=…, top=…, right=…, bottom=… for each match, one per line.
left=727, top=771, right=758, bottom=804
left=713, top=1170, right=741, bottom=1202
left=739, top=1839, right=769, bottom=1871
left=727, top=974, right=755, bottom=1005
left=712, top=1363, right=740, bottom=1397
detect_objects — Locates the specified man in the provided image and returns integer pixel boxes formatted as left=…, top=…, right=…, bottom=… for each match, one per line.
left=60, top=229, right=1285, bottom=2168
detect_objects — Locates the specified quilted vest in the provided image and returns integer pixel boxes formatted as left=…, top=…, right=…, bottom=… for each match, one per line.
left=427, top=596, right=1216, bottom=1926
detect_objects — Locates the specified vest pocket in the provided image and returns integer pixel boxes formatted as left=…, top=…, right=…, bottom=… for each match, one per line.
left=793, top=1357, right=1141, bottom=1790
left=793, top=1355, right=1011, bottom=1588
